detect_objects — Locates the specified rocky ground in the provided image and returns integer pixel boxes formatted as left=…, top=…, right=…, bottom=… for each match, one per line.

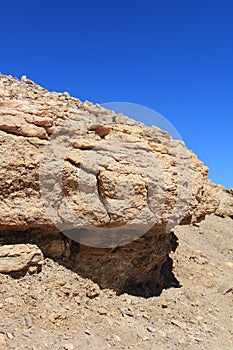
left=0, top=214, right=232, bottom=350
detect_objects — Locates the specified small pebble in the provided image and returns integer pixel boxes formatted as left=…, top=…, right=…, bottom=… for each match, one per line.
left=64, top=343, right=74, bottom=350
left=196, top=315, right=203, bottom=321
left=121, top=310, right=134, bottom=317
left=147, top=325, right=156, bottom=333
left=21, top=75, right=27, bottom=82
left=142, top=336, right=149, bottom=341
left=6, top=332, right=14, bottom=339
left=142, top=313, right=150, bottom=320
left=98, top=307, right=108, bottom=315
left=25, top=315, right=33, bottom=328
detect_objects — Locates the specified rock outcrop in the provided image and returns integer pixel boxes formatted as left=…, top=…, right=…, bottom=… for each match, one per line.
left=0, top=244, right=44, bottom=276
left=216, top=185, right=233, bottom=218
left=0, top=73, right=219, bottom=295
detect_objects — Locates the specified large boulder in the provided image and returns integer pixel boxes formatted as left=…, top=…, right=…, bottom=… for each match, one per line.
left=216, top=185, right=233, bottom=218
left=0, top=74, right=219, bottom=295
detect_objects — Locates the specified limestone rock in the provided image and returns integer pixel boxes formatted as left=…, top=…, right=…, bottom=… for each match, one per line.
left=0, top=73, right=219, bottom=295
left=0, top=244, right=44, bottom=275
left=216, top=185, right=233, bottom=218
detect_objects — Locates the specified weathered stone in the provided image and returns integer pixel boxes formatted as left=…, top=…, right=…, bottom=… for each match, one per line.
left=0, top=73, right=219, bottom=295
left=0, top=244, right=44, bottom=275
left=216, top=185, right=233, bottom=218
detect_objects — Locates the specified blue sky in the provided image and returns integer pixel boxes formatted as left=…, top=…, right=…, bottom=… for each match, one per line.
left=1, top=0, right=232, bottom=187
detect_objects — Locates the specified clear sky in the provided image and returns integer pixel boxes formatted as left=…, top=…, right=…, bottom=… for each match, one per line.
left=1, top=0, right=232, bottom=187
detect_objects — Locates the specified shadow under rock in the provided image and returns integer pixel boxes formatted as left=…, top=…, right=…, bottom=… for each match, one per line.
left=58, top=229, right=181, bottom=298
left=0, top=227, right=181, bottom=298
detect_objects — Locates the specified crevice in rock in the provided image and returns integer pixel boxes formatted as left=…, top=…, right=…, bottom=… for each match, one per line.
left=0, top=126, right=48, bottom=140
left=96, top=170, right=108, bottom=209
left=0, top=128, right=26, bottom=138
left=65, top=157, right=81, bottom=168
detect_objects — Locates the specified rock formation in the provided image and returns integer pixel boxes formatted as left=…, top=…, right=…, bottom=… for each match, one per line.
left=0, top=73, right=219, bottom=296
left=216, top=185, right=233, bottom=218
left=0, top=244, right=43, bottom=276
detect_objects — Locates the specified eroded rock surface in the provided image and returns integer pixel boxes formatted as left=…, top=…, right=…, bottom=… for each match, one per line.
left=216, top=185, right=233, bottom=218
left=0, top=244, right=44, bottom=276
left=0, top=73, right=219, bottom=295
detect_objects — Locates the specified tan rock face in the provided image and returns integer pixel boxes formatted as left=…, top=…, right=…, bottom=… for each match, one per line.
left=0, top=244, right=44, bottom=276
left=0, top=73, right=219, bottom=295
left=216, top=185, right=233, bottom=218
